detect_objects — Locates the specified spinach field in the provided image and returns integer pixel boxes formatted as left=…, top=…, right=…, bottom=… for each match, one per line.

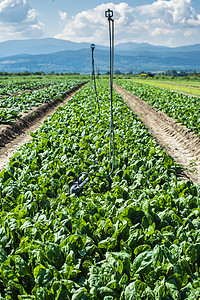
left=116, top=79, right=200, bottom=136
left=0, top=78, right=200, bottom=299
left=0, top=76, right=84, bottom=124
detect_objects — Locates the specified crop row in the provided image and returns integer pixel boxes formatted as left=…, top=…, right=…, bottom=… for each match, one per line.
left=0, top=79, right=84, bottom=124
left=0, top=81, right=199, bottom=299
left=0, top=76, right=68, bottom=97
left=115, top=79, right=200, bottom=136
left=0, top=79, right=50, bottom=97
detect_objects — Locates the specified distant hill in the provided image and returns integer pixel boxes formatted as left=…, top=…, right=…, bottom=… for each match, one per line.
left=0, top=38, right=107, bottom=57
left=0, top=38, right=199, bottom=73
left=115, top=42, right=169, bottom=53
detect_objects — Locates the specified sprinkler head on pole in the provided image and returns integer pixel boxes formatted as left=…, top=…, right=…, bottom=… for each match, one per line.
left=105, top=9, right=113, bottom=20
left=90, top=44, right=95, bottom=51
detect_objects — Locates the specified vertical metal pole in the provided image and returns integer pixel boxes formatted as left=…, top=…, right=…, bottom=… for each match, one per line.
left=111, top=20, right=114, bottom=169
left=91, top=50, right=93, bottom=128
left=105, top=9, right=114, bottom=170
left=90, top=44, right=95, bottom=129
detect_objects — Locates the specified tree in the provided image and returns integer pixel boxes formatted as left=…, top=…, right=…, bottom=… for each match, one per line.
left=115, top=69, right=121, bottom=75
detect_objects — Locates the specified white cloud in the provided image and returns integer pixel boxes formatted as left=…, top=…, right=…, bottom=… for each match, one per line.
left=0, top=0, right=44, bottom=41
left=26, top=8, right=38, bottom=22
left=137, top=0, right=198, bottom=25
left=0, top=0, right=199, bottom=46
left=56, top=2, right=134, bottom=45
left=55, top=0, right=200, bottom=47
left=59, top=11, right=68, bottom=22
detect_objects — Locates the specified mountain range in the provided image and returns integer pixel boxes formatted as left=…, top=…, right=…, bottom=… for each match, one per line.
left=0, top=38, right=199, bottom=74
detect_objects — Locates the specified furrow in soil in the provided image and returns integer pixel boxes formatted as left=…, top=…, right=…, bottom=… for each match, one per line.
left=114, top=84, right=200, bottom=185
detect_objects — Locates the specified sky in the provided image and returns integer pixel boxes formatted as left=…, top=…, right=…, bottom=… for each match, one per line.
left=0, top=0, right=200, bottom=47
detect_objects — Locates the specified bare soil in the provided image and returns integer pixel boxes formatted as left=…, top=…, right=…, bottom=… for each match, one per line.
left=114, top=84, right=200, bottom=185
left=0, top=83, right=85, bottom=171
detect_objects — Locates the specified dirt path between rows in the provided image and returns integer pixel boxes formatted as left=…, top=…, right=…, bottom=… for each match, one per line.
left=0, top=83, right=85, bottom=172
left=114, top=84, right=200, bottom=185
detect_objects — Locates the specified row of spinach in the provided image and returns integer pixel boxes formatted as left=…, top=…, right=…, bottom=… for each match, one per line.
left=0, top=77, right=55, bottom=97
left=0, top=79, right=84, bottom=124
left=115, top=79, right=200, bottom=136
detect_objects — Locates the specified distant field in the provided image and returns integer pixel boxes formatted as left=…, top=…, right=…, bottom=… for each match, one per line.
left=129, top=77, right=200, bottom=97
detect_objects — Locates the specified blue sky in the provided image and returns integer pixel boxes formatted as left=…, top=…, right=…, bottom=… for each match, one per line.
left=0, top=0, right=200, bottom=47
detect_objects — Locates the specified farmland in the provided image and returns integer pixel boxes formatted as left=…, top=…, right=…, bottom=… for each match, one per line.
left=0, top=76, right=85, bottom=124
left=0, top=75, right=200, bottom=299
left=115, top=78, right=200, bottom=136
left=125, top=77, right=200, bottom=97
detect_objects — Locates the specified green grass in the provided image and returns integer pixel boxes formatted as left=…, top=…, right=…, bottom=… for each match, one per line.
left=129, top=78, right=200, bottom=97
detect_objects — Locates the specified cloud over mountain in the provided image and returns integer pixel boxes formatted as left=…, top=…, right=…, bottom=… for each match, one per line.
left=0, top=0, right=200, bottom=47
left=55, top=0, right=200, bottom=47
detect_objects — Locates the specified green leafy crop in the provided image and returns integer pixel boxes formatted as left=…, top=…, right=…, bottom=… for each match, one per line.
left=116, top=79, right=200, bottom=136
left=0, top=80, right=199, bottom=299
left=0, top=77, right=84, bottom=124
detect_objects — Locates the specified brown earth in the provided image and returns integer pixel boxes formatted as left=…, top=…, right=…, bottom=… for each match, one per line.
left=114, top=84, right=200, bottom=185
left=0, top=83, right=86, bottom=171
